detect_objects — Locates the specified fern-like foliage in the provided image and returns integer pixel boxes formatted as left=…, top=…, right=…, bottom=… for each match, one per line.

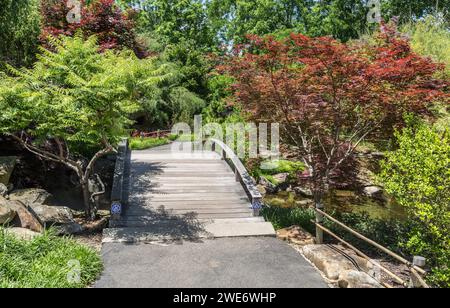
left=0, top=34, right=172, bottom=153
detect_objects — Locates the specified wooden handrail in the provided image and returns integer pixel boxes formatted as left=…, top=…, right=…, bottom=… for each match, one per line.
left=204, top=138, right=263, bottom=216
left=313, top=208, right=430, bottom=288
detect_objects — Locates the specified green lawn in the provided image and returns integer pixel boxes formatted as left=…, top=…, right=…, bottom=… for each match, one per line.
left=0, top=228, right=102, bottom=288
left=129, top=135, right=178, bottom=150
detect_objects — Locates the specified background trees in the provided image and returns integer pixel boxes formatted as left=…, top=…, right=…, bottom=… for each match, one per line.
left=0, top=0, right=41, bottom=67
left=218, top=24, right=448, bottom=241
left=40, top=0, right=144, bottom=56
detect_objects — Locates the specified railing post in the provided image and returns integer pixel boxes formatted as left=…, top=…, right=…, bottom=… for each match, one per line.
left=315, top=203, right=324, bottom=244
left=252, top=197, right=263, bottom=217
left=212, top=142, right=216, bottom=152
left=222, top=149, right=226, bottom=160
left=235, top=168, right=240, bottom=182
left=409, top=256, right=427, bottom=288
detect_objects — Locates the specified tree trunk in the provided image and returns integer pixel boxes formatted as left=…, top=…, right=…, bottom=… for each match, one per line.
left=314, top=190, right=325, bottom=244
left=81, top=179, right=93, bottom=220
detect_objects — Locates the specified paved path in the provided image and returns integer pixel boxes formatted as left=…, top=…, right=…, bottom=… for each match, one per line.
left=97, top=143, right=327, bottom=288
left=96, top=237, right=327, bottom=288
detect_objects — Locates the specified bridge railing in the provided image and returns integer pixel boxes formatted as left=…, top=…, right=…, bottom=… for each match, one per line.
left=203, top=138, right=263, bottom=216
left=311, top=208, right=429, bottom=288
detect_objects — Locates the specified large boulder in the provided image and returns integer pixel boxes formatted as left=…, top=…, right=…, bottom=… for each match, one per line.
left=294, top=186, right=313, bottom=198
left=302, top=244, right=357, bottom=280
left=0, top=183, right=8, bottom=197
left=338, top=270, right=383, bottom=288
left=8, top=188, right=54, bottom=206
left=6, top=227, right=41, bottom=241
left=0, top=197, right=43, bottom=232
left=0, top=156, right=16, bottom=185
left=277, top=225, right=315, bottom=246
left=362, top=186, right=387, bottom=202
left=259, top=177, right=278, bottom=194
left=0, top=202, right=16, bottom=225
left=29, top=203, right=74, bottom=225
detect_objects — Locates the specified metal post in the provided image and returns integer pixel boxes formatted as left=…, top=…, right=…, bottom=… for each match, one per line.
left=222, top=149, right=226, bottom=160
left=212, top=142, right=216, bottom=152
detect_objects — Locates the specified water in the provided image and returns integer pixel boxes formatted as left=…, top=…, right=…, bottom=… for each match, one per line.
left=265, top=190, right=407, bottom=221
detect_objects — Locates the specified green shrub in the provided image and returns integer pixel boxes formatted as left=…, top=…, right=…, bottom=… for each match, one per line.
left=0, top=228, right=102, bottom=288
left=254, top=159, right=305, bottom=185
left=380, top=119, right=450, bottom=287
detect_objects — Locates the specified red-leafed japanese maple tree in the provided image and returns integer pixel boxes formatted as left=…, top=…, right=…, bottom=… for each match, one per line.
left=40, top=0, right=144, bottom=56
left=219, top=23, right=448, bottom=242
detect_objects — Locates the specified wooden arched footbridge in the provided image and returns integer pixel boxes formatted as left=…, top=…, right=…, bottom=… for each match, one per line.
left=104, top=139, right=275, bottom=242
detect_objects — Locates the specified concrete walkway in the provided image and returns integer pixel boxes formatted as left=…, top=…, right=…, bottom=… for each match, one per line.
left=95, top=237, right=327, bottom=288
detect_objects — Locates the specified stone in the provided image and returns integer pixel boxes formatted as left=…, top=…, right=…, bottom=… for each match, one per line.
left=0, top=203, right=16, bottom=224
left=29, top=203, right=74, bottom=225
left=273, top=173, right=289, bottom=184
left=0, top=156, right=16, bottom=185
left=362, top=186, right=387, bottom=202
left=277, top=225, right=315, bottom=246
left=302, top=244, right=357, bottom=280
left=259, top=177, right=278, bottom=194
left=0, top=183, right=8, bottom=197
left=0, top=197, right=43, bottom=232
left=294, top=186, right=313, bottom=198
left=296, top=199, right=314, bottom=207
left=338, top=270, right=383, bottom=288
left=54, top=222, right=84, bottom=235
left=256, top=184, right=267, bottom=196
left=6, top=227, right=41, bottom=241
left=9, top=188, right=54, bottom=206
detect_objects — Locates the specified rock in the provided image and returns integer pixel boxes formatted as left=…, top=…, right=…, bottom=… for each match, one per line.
left=338, top=270, right=383, bottom=288
left=0, top=183, right=8, bottom=197
left=256, top=184, right=267, bottom=196
left=277, top=225, right=315, bottom=246
left=54, top=222, right=84, bottom=235
left=259, top=177, right=278, bottom=194
left=294, top=186, right=313, bottom=198
left=6, top=227, right=41, bottom=241
left=302, top=245, right=357, bottom=280
left=334, top=190, right=357, bottom=198
left=362, top=186, right=387, bottom=202
left=0, top=156, right=16, bottom=185
left=0, top=197, right=43, bottom=232
left=29, top=203, right=74, bottom=225
left=296, top=199, right=314, bottom=207
left=0, top=203, right=16, bottom=224
left=9, top=188, right=54, bottom=206
left=273, top=173, right=289, bottom=184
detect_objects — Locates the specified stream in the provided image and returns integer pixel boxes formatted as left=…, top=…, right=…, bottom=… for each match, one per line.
left=265, top=190, right=407, bottom=221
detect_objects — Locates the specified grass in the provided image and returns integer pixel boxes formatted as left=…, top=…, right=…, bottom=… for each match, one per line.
left=129, top=135, right=178, bottom=150
left=0, top=228, right=102, bottom=288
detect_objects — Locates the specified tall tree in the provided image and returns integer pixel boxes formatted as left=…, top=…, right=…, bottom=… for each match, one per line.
left=219, top=24, right=449, bottom=241
left=0, top=35, right=172, bottom=219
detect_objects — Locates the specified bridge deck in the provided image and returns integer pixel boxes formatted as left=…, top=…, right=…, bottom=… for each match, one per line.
left=107, top=142, right=275, bottom=240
